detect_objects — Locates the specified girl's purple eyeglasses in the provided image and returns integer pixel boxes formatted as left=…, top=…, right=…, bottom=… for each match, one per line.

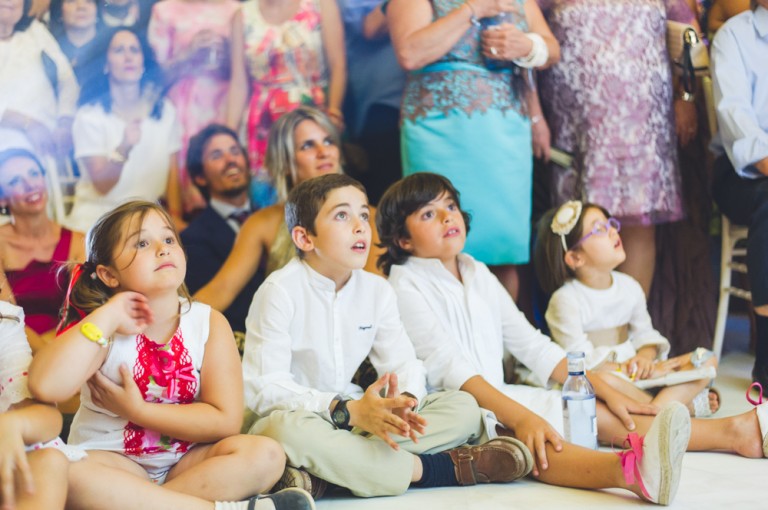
left=572, top=217, right=621, bottom=248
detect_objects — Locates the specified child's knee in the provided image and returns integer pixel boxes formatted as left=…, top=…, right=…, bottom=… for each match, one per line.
left=28, top=447, right=69, bottom=486
left=28, top=447, right=68, bottom=472
left=243, top=435, right=286, bottom=469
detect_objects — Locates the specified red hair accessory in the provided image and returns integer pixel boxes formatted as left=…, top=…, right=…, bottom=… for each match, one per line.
left=56, top=262, right=95, bottom=335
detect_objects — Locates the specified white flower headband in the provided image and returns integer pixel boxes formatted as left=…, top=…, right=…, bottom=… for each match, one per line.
left=551, top=200, right=583, bottom=251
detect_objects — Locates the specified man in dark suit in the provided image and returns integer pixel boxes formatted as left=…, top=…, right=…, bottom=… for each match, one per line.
left=181, top=124, right=264, bottom=349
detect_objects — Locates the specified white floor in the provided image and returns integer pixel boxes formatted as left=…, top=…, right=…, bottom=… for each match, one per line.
left=316, top=350, right=767, bottom=509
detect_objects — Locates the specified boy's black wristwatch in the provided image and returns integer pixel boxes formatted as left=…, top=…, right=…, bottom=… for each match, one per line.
left=331, top=398, right=352, bottom=430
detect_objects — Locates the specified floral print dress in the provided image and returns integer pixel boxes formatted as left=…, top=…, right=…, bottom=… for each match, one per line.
left=538, top=0, right=691, bottom=225
left=240, top=0, right=328, bottom=183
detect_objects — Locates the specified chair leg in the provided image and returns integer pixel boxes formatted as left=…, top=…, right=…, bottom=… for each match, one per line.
left=713, top=216, right=734, bottom=359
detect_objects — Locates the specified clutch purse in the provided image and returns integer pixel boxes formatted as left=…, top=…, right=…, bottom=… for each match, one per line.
left=667, top=21, right=709, bottom=92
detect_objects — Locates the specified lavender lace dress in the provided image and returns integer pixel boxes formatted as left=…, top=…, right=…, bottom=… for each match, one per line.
left=538, top=0, right=692, bottom=225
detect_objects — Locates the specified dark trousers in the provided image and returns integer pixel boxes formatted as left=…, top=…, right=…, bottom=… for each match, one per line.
left=712, top=154, right=768, bottom=307
left=356, top=104, right=403, bottom=205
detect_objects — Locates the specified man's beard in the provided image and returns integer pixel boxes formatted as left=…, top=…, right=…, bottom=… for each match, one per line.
left=220, top=183, right=249, bottom=198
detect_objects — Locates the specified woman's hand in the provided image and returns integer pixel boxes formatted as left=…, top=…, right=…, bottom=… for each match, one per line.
left=480, top=23, right=533, bottom=61
left=508, top=410, right=563, bottom=476
left=0, top=413, right=34, bottom=509
left=326, top=107, right=346, bottom=133
left=87, top=365, right=146, bottom=421
left=674, top=98, right=698, bottom=147
left=346, top=373, right=419, bottom=450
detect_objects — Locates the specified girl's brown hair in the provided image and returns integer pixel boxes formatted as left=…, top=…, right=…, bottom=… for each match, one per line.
left=533, top=202, right=610, bottom=296
left=59, top=201, right=191, bottom=332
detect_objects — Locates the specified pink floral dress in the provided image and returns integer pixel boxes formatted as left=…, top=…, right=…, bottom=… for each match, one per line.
left=240, top=0, right=328, bottom=181
left=148, top=0, right=241, bottom=212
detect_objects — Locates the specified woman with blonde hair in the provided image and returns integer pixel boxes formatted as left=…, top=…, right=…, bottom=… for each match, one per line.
left=195, top=106, right=382, bottom=314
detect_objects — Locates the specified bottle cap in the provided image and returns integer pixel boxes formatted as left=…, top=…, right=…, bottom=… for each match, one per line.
left=566, top=351, right=586, bottom=374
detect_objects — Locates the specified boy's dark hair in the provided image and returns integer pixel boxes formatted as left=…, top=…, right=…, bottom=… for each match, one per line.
left=376, top=172, right=471, bottom=275
left=533, top=202, right=611, bottom=296
left=285, top=174, right=367, bottom=258
left=186, top=123, right=248, bottom=202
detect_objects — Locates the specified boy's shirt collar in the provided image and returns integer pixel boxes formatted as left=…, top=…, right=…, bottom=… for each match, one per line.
left=403, top=253, right=477, bottom=285
left=299, top=258, right=357, bottom=293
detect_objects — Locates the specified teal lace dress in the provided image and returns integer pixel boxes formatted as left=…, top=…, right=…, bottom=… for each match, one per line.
left=401, top=0, right=531, bottom=265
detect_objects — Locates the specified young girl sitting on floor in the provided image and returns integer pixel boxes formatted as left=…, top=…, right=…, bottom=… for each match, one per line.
left=378, top=172, right=692, bottom=505
left=534, top=200, right=719, bottom=417
left=1, top=299, right=73, bottom=510
left=28, top=201, right=314, bottom=510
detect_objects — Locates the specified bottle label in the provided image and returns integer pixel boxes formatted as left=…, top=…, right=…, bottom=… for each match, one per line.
left=562, top=395, right=598, bottom=450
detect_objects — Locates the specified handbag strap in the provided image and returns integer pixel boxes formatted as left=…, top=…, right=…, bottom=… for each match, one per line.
left=680, top=28, right=698, bottom=95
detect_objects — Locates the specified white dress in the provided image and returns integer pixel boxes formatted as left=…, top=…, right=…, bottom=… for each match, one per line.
left=0, top=21, right=78, bottom=152
left=65, top=100, right=181, bottom=232
left=389, top=255, right=567, bottom=433
left=545, top=272, right=671, bottom=370
left=0, top=301, right=84, bottom=460
left=68, top=301, right=209, bottom=478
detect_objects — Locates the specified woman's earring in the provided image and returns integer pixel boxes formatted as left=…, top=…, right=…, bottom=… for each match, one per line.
left=0, top=203, right=9, bottom=216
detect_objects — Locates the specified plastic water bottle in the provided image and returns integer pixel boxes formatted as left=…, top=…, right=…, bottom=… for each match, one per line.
left=481, top=12, right=510, bottom=71
left=562, top=352, right=598, bottom=449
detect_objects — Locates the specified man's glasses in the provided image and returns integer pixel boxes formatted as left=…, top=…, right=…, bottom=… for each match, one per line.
left=572, top=217, right=621, bottom=248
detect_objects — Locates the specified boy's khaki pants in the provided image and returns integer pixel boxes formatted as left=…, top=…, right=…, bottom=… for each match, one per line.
left=248, top=390, right=485, bottom=497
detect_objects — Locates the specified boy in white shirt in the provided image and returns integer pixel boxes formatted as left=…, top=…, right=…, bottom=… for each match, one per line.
left=242, top=174, right=533, bottom=498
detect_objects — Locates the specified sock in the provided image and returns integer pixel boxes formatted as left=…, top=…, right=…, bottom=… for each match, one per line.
left=754, top=315, right=768, bottom=379
left=412, top=452, right=459, bottom=488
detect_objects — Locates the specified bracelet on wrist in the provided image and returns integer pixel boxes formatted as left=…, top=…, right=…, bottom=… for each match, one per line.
left=80, top=322, right=110, bottom=348
left=513, top=33, right=548, bottom=68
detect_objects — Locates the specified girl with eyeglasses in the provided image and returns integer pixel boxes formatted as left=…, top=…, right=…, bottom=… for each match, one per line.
left=535, top=201, right=719, bottom=418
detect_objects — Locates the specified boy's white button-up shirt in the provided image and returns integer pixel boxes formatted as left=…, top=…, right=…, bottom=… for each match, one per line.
left=388, top=254, right=565, bottom=391
left=243, top=258, right=427, bottom=421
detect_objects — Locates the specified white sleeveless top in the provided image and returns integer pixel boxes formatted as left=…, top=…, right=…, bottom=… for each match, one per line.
left=69, top=300, right=210, bottom=470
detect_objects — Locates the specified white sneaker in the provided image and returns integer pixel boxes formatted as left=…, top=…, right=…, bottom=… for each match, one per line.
left=617, top=402, right=690, bottom=505
left=755, top=401, right=768, bottom=457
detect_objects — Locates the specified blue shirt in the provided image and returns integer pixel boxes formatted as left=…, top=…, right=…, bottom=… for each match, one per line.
left=338, top=0, right=406, bottom=137
left=711, top=6, right=768, bottom=179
